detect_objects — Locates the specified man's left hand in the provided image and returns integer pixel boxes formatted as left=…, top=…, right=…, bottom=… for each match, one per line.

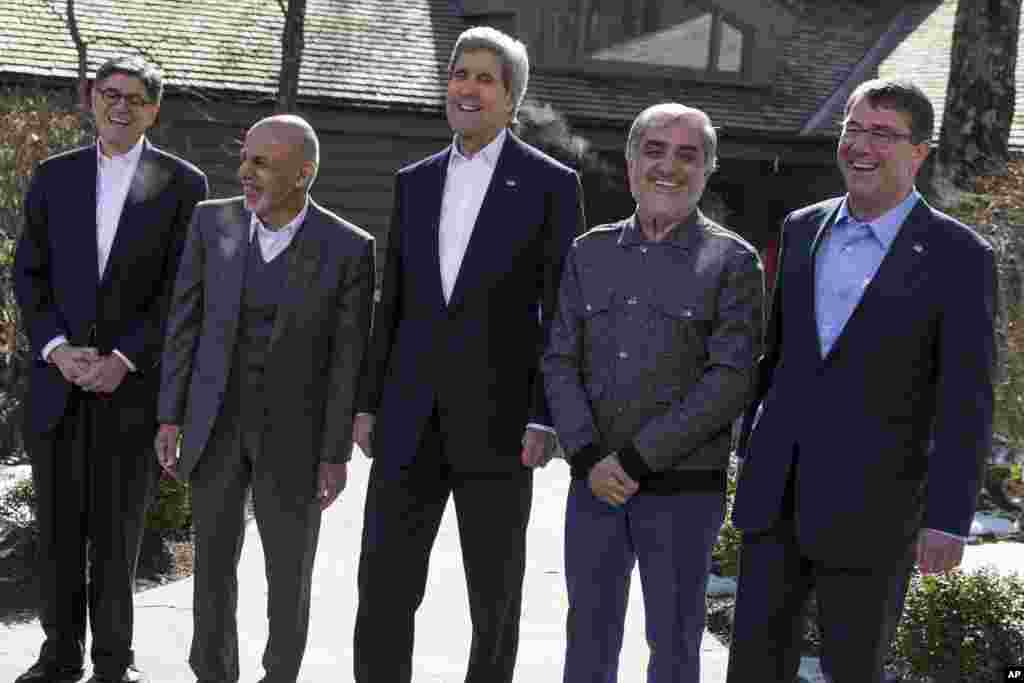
left=76, top=354, right=129, bottom=394
left=521, top=428, right=556, bottom=468
left=317, top=462, right=347, bottom=511
left=916, top=528, right=965, bottom=575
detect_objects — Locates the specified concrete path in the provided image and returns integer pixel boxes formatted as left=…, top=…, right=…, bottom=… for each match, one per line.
left=0, top=454, right=730, bottom=682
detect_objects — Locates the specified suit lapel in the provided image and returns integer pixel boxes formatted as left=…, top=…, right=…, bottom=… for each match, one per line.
left=267, top=203, right=323, bottom=354
left=69, top=147, right=101, bottom=294
left=447, top=133, right=523, bottom=311
left=823, top=200, right=933, bottom=363
left=807, top=202, right=842, bottom=357
left=101, top=140, right=154, bottom=285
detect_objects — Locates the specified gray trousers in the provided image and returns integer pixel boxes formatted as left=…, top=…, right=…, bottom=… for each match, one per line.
left=188, top=402, right=321, bottom=683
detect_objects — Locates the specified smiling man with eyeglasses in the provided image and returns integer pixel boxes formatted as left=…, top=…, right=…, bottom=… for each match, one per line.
left=726, top=78, right=997, bottom=682
left=14, top=55, right=207, bottom=683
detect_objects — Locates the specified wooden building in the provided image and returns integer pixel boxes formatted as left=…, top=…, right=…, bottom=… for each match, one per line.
left=2, top=0, right=1008, bottom=257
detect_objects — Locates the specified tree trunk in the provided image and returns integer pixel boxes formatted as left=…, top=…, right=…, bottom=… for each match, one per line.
left=936, top=0, right=1022, bottom=191
left=62, top=0, right=92, bottom=127
left=276, top=0, right=307, bottom=113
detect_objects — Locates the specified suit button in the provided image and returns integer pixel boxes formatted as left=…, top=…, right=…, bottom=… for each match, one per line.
left=618, top=350, right=629, bottom=359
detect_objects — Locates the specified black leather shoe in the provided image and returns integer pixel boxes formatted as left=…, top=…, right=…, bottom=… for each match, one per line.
left=14, top=661, right=85, bottom=683
left=85, top=665, right=148, bottom=683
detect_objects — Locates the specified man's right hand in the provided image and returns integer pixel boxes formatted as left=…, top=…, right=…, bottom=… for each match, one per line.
left=352, top=413, right=375, bottom=458
left=155, top=424, right=181, bottom=479
left=49, top=344, right=98, bottom=384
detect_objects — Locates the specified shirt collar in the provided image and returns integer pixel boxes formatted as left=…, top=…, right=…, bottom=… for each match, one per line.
left=449, top=128, right=507, bottom=169
left=249, top=195, right=310, bottom=239
left=619, top=209, right=704, bottom=249
left=835, top=188, right=921, bottom=252
left=97, top=136, right=145, bottom=167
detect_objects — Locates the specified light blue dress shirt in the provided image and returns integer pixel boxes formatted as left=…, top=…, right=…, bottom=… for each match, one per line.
left=815, top=189, right=921, bottom=356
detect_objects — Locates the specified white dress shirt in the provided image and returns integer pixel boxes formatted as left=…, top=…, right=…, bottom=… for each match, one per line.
left=249, top=196, right=309, bottom=262
left=439, top=128, right=506, bottom=302
left=42, top=138, right=145, bottom=369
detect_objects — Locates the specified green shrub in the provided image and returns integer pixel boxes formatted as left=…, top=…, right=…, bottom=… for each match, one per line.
left=0, top=477, right=35, bottom=530
left=146, top=476, right=192, bottom=533
left=892, top=567, right=1024, bottom=682
left=995, top=305, right=1024, bottom=450
left=712, top=458, right=742, bottom=577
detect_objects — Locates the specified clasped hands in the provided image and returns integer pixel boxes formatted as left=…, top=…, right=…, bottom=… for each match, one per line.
left=351, top=414, right=557, bottom=469
left=589, top=453, right=639, bottom=507
left=50, top=343, right=128, bottom=394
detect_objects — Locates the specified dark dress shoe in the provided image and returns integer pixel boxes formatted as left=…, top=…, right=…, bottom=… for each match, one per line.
left=85, top=665, right=148, bottom=683
left=14, top=661, right=85, bottom=683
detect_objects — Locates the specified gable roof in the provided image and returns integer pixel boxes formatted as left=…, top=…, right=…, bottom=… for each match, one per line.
left=878, top=0, right=1024, bottom=151
left=0, top=0, right=938, bottom=139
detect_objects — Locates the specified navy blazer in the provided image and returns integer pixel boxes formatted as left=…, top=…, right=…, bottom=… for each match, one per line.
left=357, top=132, right=585, bottom=474
left=15, top=141, right=208, bottom=434
left=732, top=196, right=997, bottom=568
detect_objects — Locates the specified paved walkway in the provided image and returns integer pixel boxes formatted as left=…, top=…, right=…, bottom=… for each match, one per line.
left=0, top=454, right=730, bottom=682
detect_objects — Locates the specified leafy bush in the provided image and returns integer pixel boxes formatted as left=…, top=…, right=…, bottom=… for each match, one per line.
left=146, top=475, right=192, bottom=533
left=995, top=304, right=1024, bottom=451
left=0, top=477, right=36, bottom=531
left=892, top=567, right=1024, bottom=682
left=712, top=457, right=742, bottom=577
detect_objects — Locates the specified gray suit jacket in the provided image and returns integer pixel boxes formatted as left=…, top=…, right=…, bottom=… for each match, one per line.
left=157, top=197, right=375, bottom=490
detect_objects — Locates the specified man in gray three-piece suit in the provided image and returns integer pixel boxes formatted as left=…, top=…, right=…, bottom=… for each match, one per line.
left=154, top=115, right=375, bottom=683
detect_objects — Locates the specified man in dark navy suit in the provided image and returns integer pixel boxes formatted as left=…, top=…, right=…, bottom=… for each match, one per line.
left=351, top=25, right=585, bottom=683
left=727, top=78, right=997, bottom=683
left=14, top=56, right=207, bottom=683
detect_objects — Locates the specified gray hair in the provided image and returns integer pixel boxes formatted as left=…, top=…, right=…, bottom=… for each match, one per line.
left=250, top=114, right=320, bottom=190
left=95, top=55, right=164, bottom=104
left=625, top=103, right=719, bottom=174
left=447, top=26, right=530, bottom=123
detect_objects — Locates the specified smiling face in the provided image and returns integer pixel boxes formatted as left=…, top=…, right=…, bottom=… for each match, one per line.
left=628, top=115, right=709, bottom=229
left=838, top=96, right=930, bottom=220
left=446, top=48, right=514, bottom=156
left=237, top=122, right=312, bottom=229
left=91, top=72, right=159, bottom=156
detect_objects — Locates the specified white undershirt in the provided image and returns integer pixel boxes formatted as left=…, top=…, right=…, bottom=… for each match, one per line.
left=249, top=196, right=309, bottom=262
left=439, top=129, right=506, bottom=302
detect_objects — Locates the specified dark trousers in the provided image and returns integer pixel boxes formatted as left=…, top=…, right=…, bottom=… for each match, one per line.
left=353, top=408, right=533, bottom=683
left=726, top=463, right=913, bottom=683
left=188, top=406, right=322, bottom=683
left=27, top=389, right=158, bottom=678
left=563, top=480, right=725, bottom=683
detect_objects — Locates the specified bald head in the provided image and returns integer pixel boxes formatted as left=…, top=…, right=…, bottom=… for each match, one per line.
left=249, top=114, right=320, bottom=189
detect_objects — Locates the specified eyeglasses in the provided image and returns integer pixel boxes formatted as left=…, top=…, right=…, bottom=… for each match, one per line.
left=96, top=87, right=151, bottom=108
left=840, top=124, right=915, bottom=147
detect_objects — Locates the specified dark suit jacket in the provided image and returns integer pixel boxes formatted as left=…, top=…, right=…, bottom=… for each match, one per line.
left=357, top=132, right=585, bottom=474
left=157, top=197, right=375, bottom=494
left=15, top=141, right=208, bottom=435
left=732, top=196, right=997, bottom=568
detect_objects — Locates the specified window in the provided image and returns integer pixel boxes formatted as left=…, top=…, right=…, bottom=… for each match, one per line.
left=537, top=1, right=755, bottom=83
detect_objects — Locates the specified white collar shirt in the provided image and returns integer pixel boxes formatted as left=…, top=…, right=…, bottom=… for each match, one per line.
left=438, top=128, right=506, bottom=302
left=248, top=197, right=310, bottom=263
left=95, top=137, right=144, bottom=277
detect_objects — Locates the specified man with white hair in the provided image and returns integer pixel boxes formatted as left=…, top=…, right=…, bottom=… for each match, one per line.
left=543, top=103, right=763, bottom=682
left=352, top=26, right=585, bottom=683
left=155, top=114, right=375, bottom=683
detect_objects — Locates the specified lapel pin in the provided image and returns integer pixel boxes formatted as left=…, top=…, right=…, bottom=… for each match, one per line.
left=913, top=243, right=925, bottom=254
left=505, top=178, right=518, bottom=188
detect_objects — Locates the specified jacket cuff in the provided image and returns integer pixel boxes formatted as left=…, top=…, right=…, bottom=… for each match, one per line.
left=569, top=443, right=605, bottom=479
left=617, top=442, right=653, bottom=482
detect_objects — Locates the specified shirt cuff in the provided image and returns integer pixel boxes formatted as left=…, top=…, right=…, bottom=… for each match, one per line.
left=355, top=412, right=375, bottom=419
left=925, top=527, right=970, bottom=543
left=617, top=442, right=653, bottom=482
left=42, top=335, right=68, bottom=362
left=526, top=423, right=556, bottom=434
left=112, top=349, right=137, bottom=373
